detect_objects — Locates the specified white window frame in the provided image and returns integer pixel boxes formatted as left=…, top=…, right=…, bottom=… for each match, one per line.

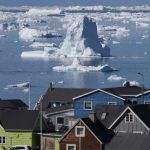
left=125, top=113, right=134, bottom=123
left=84, top=101, right=92, bottom=110
left=144, top=101, right=150, bottom=104
left=75, top=126, right=85, bottom=137
left=0, top=136, right=6, bottom=144
left=66, top=144, right=76, bottom=150
left=56, top=116, right=64, bottom=125
left=108, top=102, right=117, bottom=105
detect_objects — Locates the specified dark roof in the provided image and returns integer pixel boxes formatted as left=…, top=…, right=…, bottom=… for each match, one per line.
left=45, top=104, right=73, bottom=115
left=105, top=132, right=150, bottom=150
left=104, top=86, right=149, bottom=98
left=82, top=118, right=114, bottom=144
left=38, top=87, right=94, bottom=111
left=129, top=104, right=150, bottom=129
left=0, top=99, right=28, bottom=110
left=95, top=105, right=126, bottom=128
left=0, top=110, right=39, bottom=131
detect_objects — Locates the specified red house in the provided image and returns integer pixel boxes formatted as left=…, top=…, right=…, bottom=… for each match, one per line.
left=59, top=112, right=113, bottom=150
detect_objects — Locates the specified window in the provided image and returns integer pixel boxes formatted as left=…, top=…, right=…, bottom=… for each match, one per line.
left=108, top=102, right=117, bottom=105
left=144, top=101, right=150, bottom=104
left=75, top=126, right=85, bottom=137
left=67, top=144, right=76, bottom=150
left=84, top=101, right=92, bottom=110
left=125, top=113, right=134, bottom=123
left=56, top=116, right=64, bottom=125
left=101, top=113, right=107, bottom=120
left=0, top=136, right=6, bottom=144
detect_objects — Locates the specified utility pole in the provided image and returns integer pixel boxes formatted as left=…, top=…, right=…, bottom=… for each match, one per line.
left=138, top=72, right=144, bottom=104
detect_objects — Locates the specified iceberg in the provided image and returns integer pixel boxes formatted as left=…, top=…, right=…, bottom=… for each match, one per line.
left=19, top=28, right=62, bottom=41
left=122, top=81, right=140, bottom=87
left=107, top=75, right=126, bottom=82
left=52, top=58, right=117, bottom=72
left=30, top=42, right=58, bottom=48
left=7, top=82, right=31, bottom=88
left=59, top=16, right=111, bottom=58
left=25, top=8, right=64, bottom=17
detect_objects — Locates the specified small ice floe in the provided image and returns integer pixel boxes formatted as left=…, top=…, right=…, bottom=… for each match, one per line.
left=122, top=81, right=140, bottom=87
left=19, top=28, right=62, bottom=41
left=52, top=58, right=118, bottom=72
left=136, top=22, right=150, bottom=28
left=7, top=82, right=31, bottom=88
left=29, top=42, right=57, bottom=48
left=23, top=88, right=30, bottom=93
left=141, top=34, right=148, bottom=40
left=0, top=22, right=19, bottom=31
left=57, top=80, right=64, bottom=84
left=0, top=35, right=6, bottom=38
left=21, top=47, right=59, bottom=59
left=111, top=27, right=130, bottom=39
left=112, top=41, right=120, bottom=44
left=107, top=75, right=126, bottom=82
left=144, top=51, right=147, bottom=55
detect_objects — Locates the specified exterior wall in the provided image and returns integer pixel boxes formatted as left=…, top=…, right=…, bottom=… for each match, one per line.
left=60, top=121, right=102, bottom=150
left=0, top=127, right=40, bottom=149
left=42, top=136, right=61, bottom=150
left=113, top=110, right=149, bottom=134
left=46, top=110, right=77, bottom=131
left=137, top=93, right=150, bottom=104
left=74, top=91, right=124, bottom=118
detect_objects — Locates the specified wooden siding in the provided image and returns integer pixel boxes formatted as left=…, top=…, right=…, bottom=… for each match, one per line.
left=74, top=91, right=124, bottom=118
left=113, top=110, right=149, bottom=133
left=60, top=121, right=102, bottom=150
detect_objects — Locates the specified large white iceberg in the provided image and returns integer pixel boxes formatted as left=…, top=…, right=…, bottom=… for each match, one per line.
left=52, top=58, right=117, bottom=72
left=60, top=16, right=110, bottom=57
left=19, top=28, right=61, bottom=41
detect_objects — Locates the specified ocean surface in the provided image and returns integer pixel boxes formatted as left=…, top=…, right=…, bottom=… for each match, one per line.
left=0, top=1, right=150, bottom=108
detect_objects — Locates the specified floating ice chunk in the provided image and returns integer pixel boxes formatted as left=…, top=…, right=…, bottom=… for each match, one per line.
left=0, top=34, right=6, bottom=38
left=25, top=8, right=63, bottom=17
left=21, top=47, right=59, bottom=59
left=107, top=75, right=126, bottom=82
left=112, top=41, right=120, bottom=44
left=19, top=28, right=61, bottom=41
left=60, top=16, right=110, bottom=58
left=57, top=80, right=64, bottom=84
left=23, top=88, right=30, bottom=93
left=136, top=22, right=150, bottom=28
left=30, top=42, right=57, bottom=48
left=0, top=22, right=19, bottom=31
left=122, top=81, right=140, bottom=87
left=112, top=27, right=130, bottom=39
left=7, top=82, right=30, bottom=88
left=53, top=58, right=117, bottom=72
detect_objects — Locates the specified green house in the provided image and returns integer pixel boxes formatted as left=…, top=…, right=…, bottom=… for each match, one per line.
left=0, top=110, right=47, bottom=150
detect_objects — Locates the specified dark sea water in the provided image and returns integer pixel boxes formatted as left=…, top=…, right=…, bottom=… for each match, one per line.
left=0, top=1, right=150, bottom=108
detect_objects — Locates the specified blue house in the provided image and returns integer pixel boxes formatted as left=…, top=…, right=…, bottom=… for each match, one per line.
left=73, top=89, right=125, bottom=118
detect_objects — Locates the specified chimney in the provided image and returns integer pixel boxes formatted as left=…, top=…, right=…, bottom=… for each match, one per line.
left=89, top=112, right=96, bottom=123
left=50, top=82, right=53, bottom=91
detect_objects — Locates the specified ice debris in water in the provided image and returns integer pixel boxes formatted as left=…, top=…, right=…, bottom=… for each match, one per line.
left=107, top=75, right=126, bottom=82
left=19, top=28, right=61, bottom=41
left=30, top=42, right=58, bottom=48
left=122, top=81, right=140, bottom=87
left=60, top=16, right=110, bottom=57
left=52, top=58, right=118, bottom=72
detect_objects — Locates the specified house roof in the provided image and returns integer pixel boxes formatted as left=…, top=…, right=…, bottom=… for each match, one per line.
left=107, top=105, right=150, bottom=130
left=0, top=99, right=28, bottom=110
left=104, top=86, right=150, bottom=98
left=60, top=118, right=114, bottom=144
left=37, top=87, right=94, bottom=111
left=81, top=118, right=114, bottom=144
left=45, top=104, right=73, bottom=115
left=95, top=105, right=126, bottom=128
left=0, top=110, right=39, bottom=131
left=105, top=132, right=150, bottom=150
